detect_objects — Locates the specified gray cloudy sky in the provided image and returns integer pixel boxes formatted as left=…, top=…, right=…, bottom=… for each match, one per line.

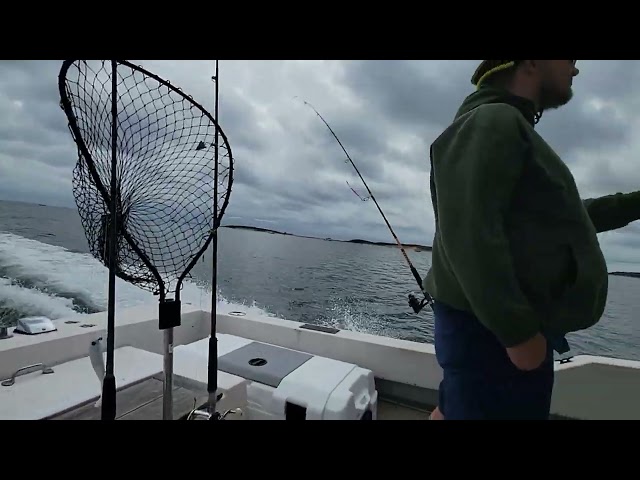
left=1, top=60, right=640, bottom=272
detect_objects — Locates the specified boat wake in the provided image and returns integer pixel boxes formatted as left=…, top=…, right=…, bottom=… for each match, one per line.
left=0, top=232, right=271, bottom=326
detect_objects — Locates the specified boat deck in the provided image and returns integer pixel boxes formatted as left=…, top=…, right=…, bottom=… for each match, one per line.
left=50, top=374, right=431, bottom=420
left=378, top=400, right=431, bottom=420
left=51, top=375, right=208, bottom=420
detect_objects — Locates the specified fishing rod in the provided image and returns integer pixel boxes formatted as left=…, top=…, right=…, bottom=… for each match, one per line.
left=207, top=59, right=220, bottom=418
left=297, top=98, right=433, bottom=314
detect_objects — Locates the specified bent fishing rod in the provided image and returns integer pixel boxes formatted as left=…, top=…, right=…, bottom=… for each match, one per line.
left=297, top=98, right=433, bottom=314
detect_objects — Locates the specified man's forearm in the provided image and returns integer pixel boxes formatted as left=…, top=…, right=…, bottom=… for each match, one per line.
left=583, top=191, right=640, bottom=233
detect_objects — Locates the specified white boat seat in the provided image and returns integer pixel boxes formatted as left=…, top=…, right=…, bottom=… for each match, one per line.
left=172, top=335, right=378, bottom=421
left=176, top=333, right=253, bottom=357
left=0, top=346, right=163, bottom=420
left=172, top=344, right=249, bottom=419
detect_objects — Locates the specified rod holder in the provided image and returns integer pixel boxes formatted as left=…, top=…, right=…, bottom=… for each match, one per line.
left=0, top=326, right=13, bottom=340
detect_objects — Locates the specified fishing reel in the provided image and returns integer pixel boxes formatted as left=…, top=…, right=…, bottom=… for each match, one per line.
left=186, top=406, right=243, bottom=420
left=185, top=397, right=243, bottom=420
left=408, top=293, right=430, bottom=314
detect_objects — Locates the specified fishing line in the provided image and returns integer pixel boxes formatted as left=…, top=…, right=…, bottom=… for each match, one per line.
left=295, top=97, right=433, bottom=314
left=346, top=181, right=369, bottom=201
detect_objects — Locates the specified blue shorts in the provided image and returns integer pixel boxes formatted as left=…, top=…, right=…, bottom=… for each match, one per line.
left=433, top=301, right=555, bottom=420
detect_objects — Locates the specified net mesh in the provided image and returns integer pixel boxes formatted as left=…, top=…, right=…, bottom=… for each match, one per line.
left=59, top=60, right=233, bottom=297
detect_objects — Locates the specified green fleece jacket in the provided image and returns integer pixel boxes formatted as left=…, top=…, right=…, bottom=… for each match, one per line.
left=424, top=85, right=640, bottom=348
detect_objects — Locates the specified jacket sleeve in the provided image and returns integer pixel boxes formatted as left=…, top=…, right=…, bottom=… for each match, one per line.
left=433, top=105, right=540, bottom=347
left=582, top=191, right=640, bottom=233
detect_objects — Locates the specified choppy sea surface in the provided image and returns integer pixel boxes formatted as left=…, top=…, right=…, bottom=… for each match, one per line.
left=1, top=199, right=639, bottom=362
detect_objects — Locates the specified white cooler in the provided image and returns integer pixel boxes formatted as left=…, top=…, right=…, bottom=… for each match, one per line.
left=173, top=333, right=378, bottom=420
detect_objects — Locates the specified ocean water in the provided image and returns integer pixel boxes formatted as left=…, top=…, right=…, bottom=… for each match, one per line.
left=1, top=199, right=640, bottom=362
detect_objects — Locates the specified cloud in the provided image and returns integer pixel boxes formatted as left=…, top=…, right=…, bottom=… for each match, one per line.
left=1, top=60, right=640, bottom=272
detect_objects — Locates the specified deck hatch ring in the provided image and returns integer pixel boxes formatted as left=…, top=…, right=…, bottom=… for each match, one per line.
left=248, top=357, right=267, bottom=367
left=228, top=311, right=246, bottom=317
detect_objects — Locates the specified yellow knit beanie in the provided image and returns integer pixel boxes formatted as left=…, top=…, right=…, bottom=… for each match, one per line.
left=471, top=60, right=518, bottom=88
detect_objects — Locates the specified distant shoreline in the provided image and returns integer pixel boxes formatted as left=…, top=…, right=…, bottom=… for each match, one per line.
left=220, top=225, right=640, bottom=276
left=3, top=198, right=639, bottom=275
left=609, top=271, right=640, bottom=279
left=220, top=224, right=433, bottom=252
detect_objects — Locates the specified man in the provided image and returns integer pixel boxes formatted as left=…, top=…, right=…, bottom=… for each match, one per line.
left=425, top=60, right=640, bottom=420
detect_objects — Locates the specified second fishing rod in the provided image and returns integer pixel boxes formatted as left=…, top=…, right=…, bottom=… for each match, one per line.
left=298, top=98, right=434, bottom=314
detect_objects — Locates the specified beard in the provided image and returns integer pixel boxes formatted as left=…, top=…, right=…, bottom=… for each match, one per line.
left=538, top=80, right=573, bottom=111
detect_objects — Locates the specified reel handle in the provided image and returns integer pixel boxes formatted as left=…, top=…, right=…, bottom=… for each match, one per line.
left=408, top=293, right=429, bottom=314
